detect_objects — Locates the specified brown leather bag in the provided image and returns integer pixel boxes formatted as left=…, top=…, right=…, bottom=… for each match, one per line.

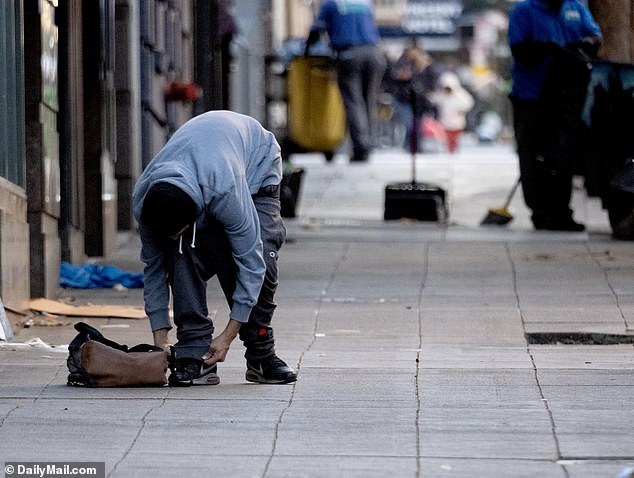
left=81, top=340, right=169, bottom=387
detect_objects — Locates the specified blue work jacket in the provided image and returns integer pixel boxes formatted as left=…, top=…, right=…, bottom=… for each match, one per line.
left=508, top=0, right=601, bottom=101
left=310, top=0, right=380, bottom=52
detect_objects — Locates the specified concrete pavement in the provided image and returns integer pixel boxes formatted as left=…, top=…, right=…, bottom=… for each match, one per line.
left=1, top=144, right=633, bottom=478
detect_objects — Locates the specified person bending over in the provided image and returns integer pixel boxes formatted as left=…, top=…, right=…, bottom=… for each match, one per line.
left=133, top=110, right=297, bottom=386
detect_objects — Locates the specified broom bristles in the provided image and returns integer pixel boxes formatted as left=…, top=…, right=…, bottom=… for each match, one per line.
left=481, top=207, right=513, bottom=226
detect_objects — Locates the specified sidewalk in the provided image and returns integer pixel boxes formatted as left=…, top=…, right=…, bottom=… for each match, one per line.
left=1, top=145, right=633, bottom=478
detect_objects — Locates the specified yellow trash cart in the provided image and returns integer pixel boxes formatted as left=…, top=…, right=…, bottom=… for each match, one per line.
left=286, top=55, right=346, bottom=162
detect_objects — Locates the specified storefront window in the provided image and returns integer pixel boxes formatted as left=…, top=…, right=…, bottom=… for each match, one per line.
left=0, top=1, right=25, bottom=187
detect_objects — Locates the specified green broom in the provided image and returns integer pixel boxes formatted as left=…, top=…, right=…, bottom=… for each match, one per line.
left=481, top=178, right=521, bottom=226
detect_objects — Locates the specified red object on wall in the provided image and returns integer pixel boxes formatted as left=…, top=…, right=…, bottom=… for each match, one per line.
left=164, top=82, right=201, bottom=103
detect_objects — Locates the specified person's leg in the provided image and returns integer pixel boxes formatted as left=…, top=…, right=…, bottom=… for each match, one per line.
left=241, top=191, right=287, bottom=359
left=211, top=188, right=296, bottom=383
left=395, top=101, right=414, bottom=149
left=194, top=218, right=237, bottom=310
left=533, top=101, right=582, bottom=229
left=543, top=104, right=581, bottom=226
left=361, top=46, right=387, bottom=148
left=165, top=230, right=215, bottom=361
left=337, top=53, right=370, bottom=161
left=512, top=98, right=552, bottom=225
left=445, top=129, right=460, bottom=153
left=164, top=226, right=222, bottom=386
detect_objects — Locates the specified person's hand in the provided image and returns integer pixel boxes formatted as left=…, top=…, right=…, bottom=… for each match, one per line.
left=202, top=333, right=233, bottom=365
left=202, top=319, right=241, bottom=365
left=569, top=36, right=601, bottom=59
left=153, top=329, right=171, bottom=351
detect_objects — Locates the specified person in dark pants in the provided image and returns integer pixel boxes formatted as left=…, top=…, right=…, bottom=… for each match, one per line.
left=508, top=0, right=601, bottom=231
left=132, top=110, right=297, bottom=386
left=306, top=0, right=386, bottom=163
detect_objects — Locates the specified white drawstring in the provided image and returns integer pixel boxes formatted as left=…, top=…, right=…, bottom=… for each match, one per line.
left=177, top=222, right=196, bottom=255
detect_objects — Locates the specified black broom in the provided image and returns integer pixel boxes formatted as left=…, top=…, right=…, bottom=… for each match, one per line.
left=481, top=178, right=521, bottom=226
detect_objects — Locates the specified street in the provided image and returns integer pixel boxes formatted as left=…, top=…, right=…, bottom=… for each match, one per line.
left=1, top=144, right=633, bottom=478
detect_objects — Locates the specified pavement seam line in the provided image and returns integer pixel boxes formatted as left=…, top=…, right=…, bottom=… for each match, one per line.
left=584, top=243, right=631, bottom=331
left=415, top=243, right=430, bottom=478
left=0, top=404, right=23, bottom=429
left=35, top=362, right=65, bottom=403
left=107, top=393, right=169, bottom=478
left=302, top=167, right=339, bottom=213
left=261, top=242, right=350, bottom=478
left=505, top=242, right=569, bottom=478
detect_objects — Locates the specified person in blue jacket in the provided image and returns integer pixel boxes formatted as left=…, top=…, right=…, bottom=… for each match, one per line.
left=132, top=111, right=297, bottom=386
left=508, top=0, right=601, bottom=231
left=305, top=0, right=387, bottom=162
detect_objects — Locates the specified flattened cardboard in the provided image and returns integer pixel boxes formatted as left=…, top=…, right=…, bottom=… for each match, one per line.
left=29, top=298, right=146, bottom=320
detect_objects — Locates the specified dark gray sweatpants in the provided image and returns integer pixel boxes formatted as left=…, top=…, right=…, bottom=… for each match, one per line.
left=165, top=186, right=286, bottom=361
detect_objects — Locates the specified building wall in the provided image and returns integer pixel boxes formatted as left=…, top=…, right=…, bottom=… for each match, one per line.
left=165, top=0, right=196, bottom=129
left=0, top=0, right=200, bottom=313
left=25, top=0, right=62, bottom=298
left=230, top=0, right=273, bottom=122
left=0, top=180, right=29, bottom=312
left=285, top=0, right=314, bottom=39
left=0, top=1, right=29, bottom=311
left=115, top=0, right=142, bottom=230
left=589, top=0, right=634, bottom=64
left=82, top=0, right=118, bottom=258
left=0, top=1, right=26, bottom=187
left=140, top=0, right=196, bottom=169
left=24, top=0, right=123, bottom=298
left=58, top=0, right=87, bottom=264
left=194, top=0, right=236, bottom=114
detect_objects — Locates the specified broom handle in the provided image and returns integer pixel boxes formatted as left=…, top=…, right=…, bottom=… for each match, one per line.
left=411, top=147, right=417, bottom=184
left=503, top=179, right=521, bottom=209
left=410, top=89, right=418, bottom=184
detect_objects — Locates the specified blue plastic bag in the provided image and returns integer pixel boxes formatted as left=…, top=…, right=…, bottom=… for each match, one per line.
left=60, top=262, right=144, bottom=289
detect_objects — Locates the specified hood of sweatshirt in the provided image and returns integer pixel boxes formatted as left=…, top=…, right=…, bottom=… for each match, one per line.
left=132, top=110, right=281, bottom=226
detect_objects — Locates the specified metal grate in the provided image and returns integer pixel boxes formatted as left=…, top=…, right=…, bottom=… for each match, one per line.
left=526, top=333, right=634, bottom=345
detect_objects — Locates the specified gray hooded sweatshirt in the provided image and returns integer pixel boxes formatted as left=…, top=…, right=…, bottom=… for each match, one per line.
left=132, top=111, right=282, bottom=331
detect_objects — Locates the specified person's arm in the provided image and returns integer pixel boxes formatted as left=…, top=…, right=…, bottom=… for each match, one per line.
left=508, top=4, right=559, bottom=66
left=201, top=183, right=264, bottom=364
left=139, top=224, right=172, bottom=348
left=207, top=183, right=266, bottom=325
left=569, top=35, right=602, bottom=59
left=304, top=29, right=322, bottom=55
left=304, top=0, right=331, bottom=55
left=152, top=329, right=170, bottom=351
left=579, top=4, right=602, bottom=49
left=511, top=41, right=560, bottom=66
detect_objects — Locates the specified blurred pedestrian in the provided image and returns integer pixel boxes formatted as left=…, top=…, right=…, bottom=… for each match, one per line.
left=385, top=40, right=440, bottom=152
left=305, top=0, right=386, bottom=162
left=508, top=0, right=602, bottom=231
left=132, top=110, right=297, bottom=386
left=429, top=71, right=474, bottom=153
